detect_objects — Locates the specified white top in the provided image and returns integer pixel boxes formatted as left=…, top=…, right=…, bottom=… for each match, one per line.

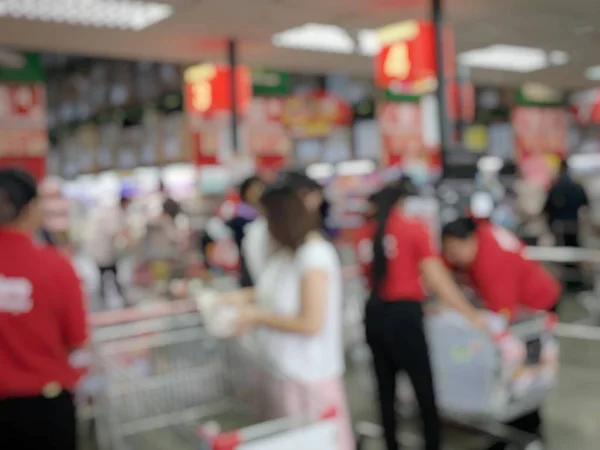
left=254, top=237, right=344, bottom=382
left=242, top=217, right=272, bottom=283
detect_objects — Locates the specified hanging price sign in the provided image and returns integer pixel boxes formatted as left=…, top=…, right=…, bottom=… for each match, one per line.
left=374, top=20, right=455, bottom=89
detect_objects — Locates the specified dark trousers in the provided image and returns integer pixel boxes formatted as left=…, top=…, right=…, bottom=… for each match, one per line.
left=365, top=298, right=441, bottom=450
left=486, top=410, right=542, bottom=450
left=0, top=390, right=77, bottom=450
left=99, top=264, right=124, bottom=302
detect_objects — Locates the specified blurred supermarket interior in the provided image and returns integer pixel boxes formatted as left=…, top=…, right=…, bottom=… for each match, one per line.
left=2, top=0, right=600, bottom=449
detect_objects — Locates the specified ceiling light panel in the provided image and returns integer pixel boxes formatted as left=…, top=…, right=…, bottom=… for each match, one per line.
left=272, top=23, right=356, bottom=54
left=0, top=0, right=173, bottom=31
left=459, top=45, right=569, bottom=73
left=585, top=65, right=600, bottom=81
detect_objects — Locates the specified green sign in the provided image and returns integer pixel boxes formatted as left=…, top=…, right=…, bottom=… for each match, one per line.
left=252, top=69, right=290, bottom=96
left=517, top=84, right=566, bottom=107
left=0, top=52, right=44, bottom=82
left=384, top=88, right=421, bottom=103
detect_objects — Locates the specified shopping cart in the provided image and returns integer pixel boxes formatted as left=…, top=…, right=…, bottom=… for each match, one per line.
left=88, top=324, right=340, bottom=450
left=426, top=310, right=558, bottom=423
left=355, top=309, right=557, bottom=450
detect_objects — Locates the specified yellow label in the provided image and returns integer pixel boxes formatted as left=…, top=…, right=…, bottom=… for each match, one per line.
left=191, top=81, right=212, bottom=113
left=383, top=43, right=411, bottom=80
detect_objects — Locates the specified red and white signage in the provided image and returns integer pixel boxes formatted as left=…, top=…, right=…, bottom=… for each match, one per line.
left=570, top=89, right=600, bottom=125
left=184, top=63, right=252, bottom=167
left=0, top=84, right=48, bottom=179
left=378, top=101, right=441, bottom=171
left=247, top=97, right=291, bottom=170
left=184, top=63, right=251, bottom=117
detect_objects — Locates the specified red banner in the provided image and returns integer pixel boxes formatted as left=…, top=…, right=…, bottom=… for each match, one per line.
left=379, top=102, right=441, bottom=170
left=374, top=21, right=455, bottom=89
left=0, top=84, right=48, bottom=180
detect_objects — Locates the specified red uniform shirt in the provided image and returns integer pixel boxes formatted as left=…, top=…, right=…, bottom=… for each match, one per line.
left=355, top=211, right=437, bottom=301
left=461, top=224, right=560, bottom=317
left=0, top=229, right=87, bottom=397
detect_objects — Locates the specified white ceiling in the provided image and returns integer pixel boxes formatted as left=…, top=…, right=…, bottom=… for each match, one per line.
left=1, top=0, right=599, bottom=88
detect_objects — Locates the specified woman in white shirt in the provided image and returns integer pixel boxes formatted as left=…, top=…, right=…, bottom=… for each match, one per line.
left=228, top=184, right=353, bottom=450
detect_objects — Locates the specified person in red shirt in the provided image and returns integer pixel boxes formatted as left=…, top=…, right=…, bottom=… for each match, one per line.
left=441, top=216, right=560, bottom=450
left=441, top=217, right=560, bottom=318
left=355, top=179, right=484, bottom=450
left=0, top=168, right=87, bottom=450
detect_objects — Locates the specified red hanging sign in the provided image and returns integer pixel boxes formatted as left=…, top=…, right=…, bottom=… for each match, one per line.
left=184, top=63, right=252, bottom=116
left=184, top=63, right=252, bottom=167
left=374, top=21, right=455, bottom=89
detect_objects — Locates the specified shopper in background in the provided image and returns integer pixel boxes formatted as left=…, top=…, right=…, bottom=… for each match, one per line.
left=85, top=194, right=131, bottom=306
left=441, top=216, right=560, bottom=449
left=242, top=171, right=328, bottom=286
left=0, top=168, right=87, bottom=450
left=213, top=176, right=264, bottom=286
left=229, top=184, right=353, bottom=449
left=355, top=180, right=485, bottom=450
left=543, top=160, right=591, bottom=289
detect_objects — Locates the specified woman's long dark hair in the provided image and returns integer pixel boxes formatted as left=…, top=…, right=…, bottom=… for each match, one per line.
left=371, top=178, right=414, bottom=295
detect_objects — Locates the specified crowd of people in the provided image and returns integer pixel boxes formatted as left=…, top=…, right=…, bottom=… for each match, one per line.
left=0, top=162, right=589, bottom=450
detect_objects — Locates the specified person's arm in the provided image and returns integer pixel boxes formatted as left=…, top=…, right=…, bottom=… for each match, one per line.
left=55, top=255, right=88, bottom=351
left=412, top=223, right=484, bottom=326
left=220, top=287, right=255, bottom=307
left=421, top=258, right=483, bottom=324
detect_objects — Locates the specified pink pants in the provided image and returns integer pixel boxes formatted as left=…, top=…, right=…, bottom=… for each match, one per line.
left=270, top=376, right=354, bottom=450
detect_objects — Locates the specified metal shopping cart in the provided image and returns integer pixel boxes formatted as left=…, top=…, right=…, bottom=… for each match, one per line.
left=86, top=312, right=339, bottom=450
left=426, top=310, right=558, bottom=422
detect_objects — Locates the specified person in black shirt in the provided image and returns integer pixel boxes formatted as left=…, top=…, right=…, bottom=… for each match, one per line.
left=543, top=160, right=590, bottom=289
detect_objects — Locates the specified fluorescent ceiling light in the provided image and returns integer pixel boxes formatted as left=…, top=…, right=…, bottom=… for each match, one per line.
left=585, top=65, right=600, bottom=80
left=459, top=45, right=569, bottom=73
left=357, top=29, right=380, bottom=56
left=0, top=0, right=173, bottom=31
left=272, top=23, right=356, bottom=54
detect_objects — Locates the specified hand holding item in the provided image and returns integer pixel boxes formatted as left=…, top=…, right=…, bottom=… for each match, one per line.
left=195, top=288, right=239, bottom=338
